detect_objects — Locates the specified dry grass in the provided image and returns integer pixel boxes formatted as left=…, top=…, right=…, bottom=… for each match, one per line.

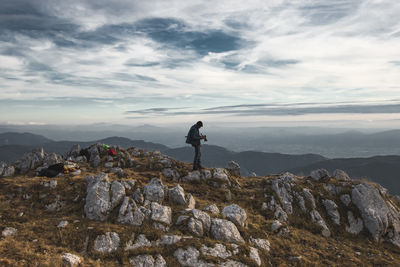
left=1, top=154, right=400, bottom=266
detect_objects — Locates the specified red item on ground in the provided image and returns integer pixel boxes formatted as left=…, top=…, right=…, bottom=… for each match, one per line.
left=108, top=148, right=115, bottom=156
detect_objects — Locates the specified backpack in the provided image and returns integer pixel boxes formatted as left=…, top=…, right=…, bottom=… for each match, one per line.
left=185, top=126, right=194, bottom=144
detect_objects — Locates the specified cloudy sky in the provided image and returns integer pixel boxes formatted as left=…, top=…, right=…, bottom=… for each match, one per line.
left=0, top=0, right=399, bottom=127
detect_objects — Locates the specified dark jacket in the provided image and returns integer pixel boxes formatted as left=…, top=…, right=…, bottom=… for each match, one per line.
left=187, top=124, right=201, bottom=146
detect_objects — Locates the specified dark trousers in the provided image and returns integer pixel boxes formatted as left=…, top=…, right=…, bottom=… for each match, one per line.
left=193, top=145, right=201, bottom=170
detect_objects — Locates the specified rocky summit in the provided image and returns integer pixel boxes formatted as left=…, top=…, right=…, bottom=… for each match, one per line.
left=1, top=144, right=400, bottom=266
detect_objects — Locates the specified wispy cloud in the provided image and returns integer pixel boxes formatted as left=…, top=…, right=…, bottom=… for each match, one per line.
left=0, top=0, right=399, bottom=126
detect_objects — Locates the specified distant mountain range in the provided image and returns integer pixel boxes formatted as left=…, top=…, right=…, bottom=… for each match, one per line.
left=1, top=131, right=399, bottom=195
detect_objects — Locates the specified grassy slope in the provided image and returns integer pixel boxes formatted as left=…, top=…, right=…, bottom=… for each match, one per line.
left=0, top=153, right=400, bottom=266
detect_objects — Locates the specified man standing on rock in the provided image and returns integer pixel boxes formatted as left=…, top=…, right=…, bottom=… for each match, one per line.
left=186, top=121, right=207, bottom=170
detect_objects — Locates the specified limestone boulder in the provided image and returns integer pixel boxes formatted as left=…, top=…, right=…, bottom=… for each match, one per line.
left=310, top=169, right=330, bottom=181
left=162, top=168, right=180, bottom=181
left=222, top=204, right=247, bottom=228
left=322, top=199, right=340, bottom=225
left=352, top=182, right=400, bottom=246
left=174, top=246, right=210, bottom=267
left=346, top=211, right=364, bottom=235
left=203, top=204, right=220, bottom=215
left=201, top=243, right=232, bottom=259
left=61, top=253, right=81, bottom=266
left=210, top=218, right=245, bottom=244
left=93, top=232, right=120, bottom=254
left=143, top=178, right=165, bottom=203
left=151, top=202, right=172, bottom=225
left=310, top=209, right=331, bottom=237
left=227, top=161, right=240, bottom=176
left=84, top=173, right=112, bottom=221
left=333, top=169, right=350, bottom=181
left=169, top=185, right=186, bottom=205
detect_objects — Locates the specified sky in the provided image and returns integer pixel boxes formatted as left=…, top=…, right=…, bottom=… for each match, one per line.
left=0, top=0, right=400, bottom=128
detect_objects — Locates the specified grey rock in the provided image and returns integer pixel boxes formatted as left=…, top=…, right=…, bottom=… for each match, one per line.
left=121, top=180, right=132, bottom=190
left=324, top=184, right=342, bottom=196
left=249, top=236, right=270, bottom=252
left=203, top=204, right=220, bottom=215
left=310, top=209, right=331, bottom=237
left=219, top=260, right=247, bottom=267
left=111, top=181, right=125, bottom=208
left=201, top=169, right=212, bottom=180
left=193, top=209, right=211, bottom=232
left=211, top=218, right=245, bottom=244
left=118, top=197, right=137, bottom=225
left=346, top=211, right=364, bottom=235
left=169, top=185, right=186, bottom=205
left=132, top=207, right=147, bottom=226
left=67, top=144, right=81, bottom=158
left=201, top=243, right=232, bottom=259
left=222, top=204, right=247, bottom=228
left=153, top=222, right=169, bottom=232
left=176, top=215, right=190, bottom=225
left=227, top=161, right=240, bottom=176
left=188, top=217, right=204, bottom=237
left=104, top=162, right=113, bottom=168
left=49, top=180, right=57, bottom=189
left=94, top=232, right=120, bottom=254
left=174, top=246, right=210, bottom=267
left=84, top=173, right=112, bottom=221
left=352, top=182, right=400, bottom=246
left=43, top=152, right=62, bottom=167
left=302, top=188, right=316, bottom=209
left=182, top=171, right=202, bottom=182
left=125, top=234, right=151, bottom=251
left=162, top=168, right=180, bottom=181
left=45, top=195, right=65, bottom=212
left=249, top=247, right=261, bottom=266
left=213, top=168, right=230, bottom=185
left=110, top=167, right=124, bottom=177
left=92, top=155, right=101, bottom=168
left=294, top=192, right=306, bottom=212
left=310, top=169, right=330, bottom=181
left=17, top=148, right=45, bottom=174
left=271, top=174, right=294, bottom=214
left=57, top=221, right=68, bottom=228
left=0, top=161, right=7, bottom=176
left=264, top=196, right=288, bottom=222
left=151, top=202, right=172, bottom=225
left=129, top=254, right=166, bottom=267
left=186, top=193, right=196, bottom=209
left=133, top=188, right=144, bottom=204
left=271, top=220, right=283, bottom=232
left=158, top=235, right=182, bottom=245
left=61, top=253, right=81, bottom=266
left=333, top=169, right=350, bottom=181
left=340, top=194, right=351, bottom=206
left=322, top=199, right=340, bottom=225
left=144, top=178, right=165, bottom=203
left=2, top=227, right=17, bottom=237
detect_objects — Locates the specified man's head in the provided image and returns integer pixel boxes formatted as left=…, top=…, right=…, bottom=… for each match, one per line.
left=196, top=121, right=203, bottom=128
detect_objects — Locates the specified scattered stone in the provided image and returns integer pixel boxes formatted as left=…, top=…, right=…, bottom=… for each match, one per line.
left=104, top=162, right=113, bottom=168
left=162, top=168, right=180, bottom=181
left=129, top=254, right=167, bottom=267
left=219, top=260, right=247, bottom=267
left=210, top=218, right=245, bottom=244
left=169, top=185, right=186, bottom=205
left=249, top=236, right=271, bottom=252
left=110, top=181, right=125, bottom=208
left=110, top=167, right=124, bottom=177
left=118, top=197, right=137, bottom=225
left=61, top=253, right=81, bottom=266
left=322, top=199, right=341, bottom=225
left=352, top=182, right=400, bottom=246
left=192, top=209, right=211, bottom=232
left=17, top=148, right=45, bottom=174
left=310, top=169, right=330, bottom=181
left=188, top=217, right=204, bottom=237
left=84, top=173, right=111, bottom=221
left=45, top=195, right=65, bottom=212
left=213, top=168, right=230, bottom=185
left=68, top=144, right=81, bottom=158
left=271, top=175, right=294, bottom=214
left=294, top=191, right=306, bottom=212
left=324, top=184, right=341, bottom=196
left=133, top=188, right=144, bottom=205
left=176, top=215, right=190, bottom=225
left=58, top=221, right=68, bottom=228
left=125, top=234, right=151, bottom=251
left=302, top=188, right=316, bottom=209
left=271, top=220, right=283, bottom=232
left=346, top=211, right=364, bottom=235
left=201, top=169, right=212, bottom=180
left=340, top=194, right=351, bottom=206
left=249, top=247, right=261, bottom=266
left=174, top=246, right=208, bottom=267
left=93, top=232, right=120, bottom=254
left=2, top=227, right=17, bottom=237
left=222, top=204, right=247, bottom=228
left=310, top=209, right=331, bottom=237
left=0, top=161, right=6, bottom=176
left=288, top=255, right=302, bottom=262
left=143, top=178, right=165, bottom=203
left=3, top=166, right=15, bottom=177
left=151, top=202, right=172, bottom=225
left=333, top=169, right=350, bottom=181
left=227, top=161, right=240, bottom=176
left=203, top=204, right=220, bottom=215
left=182, top=171, right=202, bottom=183
left=187, top=193, right=196, bottom=209
left=201, top=243, right=232, bottom=259
left=158, top=235, right=182, bottom=246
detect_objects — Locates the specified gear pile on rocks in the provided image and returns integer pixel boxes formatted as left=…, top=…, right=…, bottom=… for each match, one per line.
left=1, top=143, right=400, bottom=266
